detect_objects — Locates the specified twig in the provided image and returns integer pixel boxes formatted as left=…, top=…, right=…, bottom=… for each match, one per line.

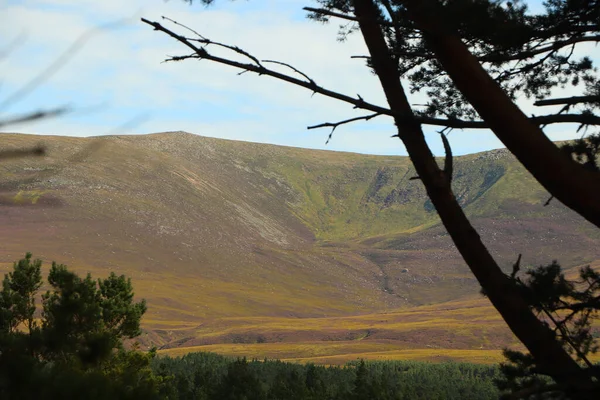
left=262, top=60, right=317, bottom=88
left=440, top=131, right=453, bottom=182
left=161, top=16, right=206, bottom=40
left=307, top=112, right=382, bottom=144
left=543, top=195, right=554, bottom=206
left=392, top=35, right=600, bottom=64
left=481, top=35, right=600, bottom=63
left=418, top=113, right=600, bottom=129
left=535, top=95, right=600, bottom=107
left=511, top=254, right=522, bottom=279
left=142, top=18, right=392, bottom=116
left=303, top=7, right=361, bottom=24
left=163, top=16, right=264, bottom=68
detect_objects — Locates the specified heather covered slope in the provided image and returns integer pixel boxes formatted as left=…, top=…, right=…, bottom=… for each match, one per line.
left=0, top=131, right=598, bottom=356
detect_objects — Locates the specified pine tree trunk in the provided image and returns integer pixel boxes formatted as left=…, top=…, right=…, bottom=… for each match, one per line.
left=353, top=0, right=594, bottom=393
left=402, top=0, right=600, bottom=230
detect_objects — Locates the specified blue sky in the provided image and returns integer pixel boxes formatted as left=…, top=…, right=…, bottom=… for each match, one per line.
left=0, top=0, right=592, bottom=156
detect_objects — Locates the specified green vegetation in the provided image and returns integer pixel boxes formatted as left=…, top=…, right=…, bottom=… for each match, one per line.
left=0, top=253, right=168, bottom=400
left=495, top=258, right=600, bottom=399
left=152, top=351, right=501, bottom=399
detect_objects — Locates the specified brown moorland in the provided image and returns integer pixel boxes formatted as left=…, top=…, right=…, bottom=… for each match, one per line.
left=0, top=131, right=598, bottom=363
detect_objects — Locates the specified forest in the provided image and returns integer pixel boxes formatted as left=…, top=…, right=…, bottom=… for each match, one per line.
left=151, top=352, right=501, bottom=400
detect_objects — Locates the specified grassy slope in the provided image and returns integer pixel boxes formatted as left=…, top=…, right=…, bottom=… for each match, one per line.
left=0, top=132, right=598, bottom=363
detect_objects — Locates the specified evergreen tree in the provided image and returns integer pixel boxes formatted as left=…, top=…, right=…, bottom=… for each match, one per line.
left=216, top=357, right=266, bottom=400
left=0, top=253, right=165, bottom=400
left=0, top=253, right=42, bottom=335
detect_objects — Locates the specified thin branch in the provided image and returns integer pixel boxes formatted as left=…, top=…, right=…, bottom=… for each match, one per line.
left=261, top=60, right=317, bottom=88
left=541, top=305, right=596, bottom=370
left=141, top=18, right=392, bottom=116
left=0, top=107, right=69, bottom=128
left=420, top=113, right=600, bottom=129
left=161, top=16, right=206, bottom=40
left=390, top=35, right=600, bottom=65
left=544, top=195, right=554, bottom=206
left=303, top=7, right=361, bottom=24
left=440, top=131, right=453, bottom=182
left=170, top=16, right=264, bottom=68
left=510, top=254, right=522, bottom=279
left=535, top=95, right=600, bottom=107
left=480, top=34, right=600, bottom=63
left=307, top=112, right=382, bottom=144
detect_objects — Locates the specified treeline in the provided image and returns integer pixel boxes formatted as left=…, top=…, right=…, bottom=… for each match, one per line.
left=152, top=352, right=501, bottom=400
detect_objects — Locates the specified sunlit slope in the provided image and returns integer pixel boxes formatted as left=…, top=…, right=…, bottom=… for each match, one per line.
left=0, top=132, right=598, bottom=355
left=156, top=291, right=600, bottom=365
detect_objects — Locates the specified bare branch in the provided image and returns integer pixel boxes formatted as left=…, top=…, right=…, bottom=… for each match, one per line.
left=303, top=7, right=360, bottom=24
left=261, top=60, right=317, bottom=88
left=161, top=16, right=206, bottom=40
left=307, top=112, right=382, bottom=144
left=481, top=35, right=600, bottom=63
left=510, top=253, right=522, bottom=279
left=392, top=35, right=600, bottom=65
left=141, top=18, right=393, bottom=116
left=164, top=16, right=265, bottom=68
left=419, top=113, right=600, bottom=129
left=506, top=383, right=564, bottom=400
left=535, top=95, right=600, bottom=107
left=440, top=132, right=453, bottom=182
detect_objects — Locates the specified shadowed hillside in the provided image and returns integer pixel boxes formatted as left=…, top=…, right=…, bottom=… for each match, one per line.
left=1, top=131, right=598, bottom=360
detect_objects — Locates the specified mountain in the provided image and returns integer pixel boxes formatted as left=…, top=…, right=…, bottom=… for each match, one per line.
left=1, top=131, right=598, bottom=362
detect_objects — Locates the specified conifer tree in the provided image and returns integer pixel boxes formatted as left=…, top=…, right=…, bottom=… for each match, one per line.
left=0, top=253, right=164, bottom=400
left=0, top=253, right=42, bottom=335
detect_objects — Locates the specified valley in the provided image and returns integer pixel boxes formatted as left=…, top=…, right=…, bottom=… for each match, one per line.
left=1, top=131, right=598, bottom=363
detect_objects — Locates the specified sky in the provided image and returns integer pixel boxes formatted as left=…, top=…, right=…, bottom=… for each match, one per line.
left=0, top=0, right=594, bottom=156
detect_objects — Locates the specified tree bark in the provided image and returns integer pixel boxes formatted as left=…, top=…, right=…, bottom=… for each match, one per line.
left=353, top=0, right=594, bottom=393
left=400, top=0, right=600, bottom=230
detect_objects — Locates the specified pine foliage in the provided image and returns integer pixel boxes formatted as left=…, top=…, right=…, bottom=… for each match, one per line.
left=0, top=253, right=166, bottom=400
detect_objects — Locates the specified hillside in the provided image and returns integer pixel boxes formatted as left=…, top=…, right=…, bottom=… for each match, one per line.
left=0, top=131, right=598, bottom=362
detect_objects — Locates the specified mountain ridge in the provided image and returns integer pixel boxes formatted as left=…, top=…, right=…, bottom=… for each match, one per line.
left=0, top=131, right=598, bottom=361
